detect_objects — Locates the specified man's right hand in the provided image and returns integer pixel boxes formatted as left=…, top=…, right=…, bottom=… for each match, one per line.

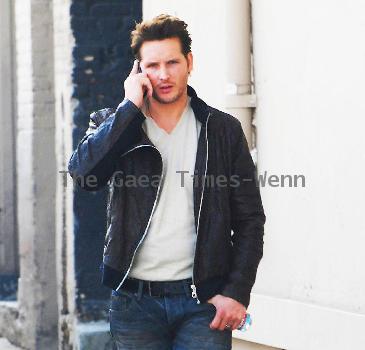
left=124, top=59, right=153, bottom=108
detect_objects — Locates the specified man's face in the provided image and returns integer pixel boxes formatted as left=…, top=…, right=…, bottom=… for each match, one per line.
left=139, top=37, right=193, bottom=104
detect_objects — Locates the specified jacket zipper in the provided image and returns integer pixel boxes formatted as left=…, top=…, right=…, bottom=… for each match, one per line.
left=115, top=144, right=164, bottom=291
left=190, top=112, right=211, bottom=304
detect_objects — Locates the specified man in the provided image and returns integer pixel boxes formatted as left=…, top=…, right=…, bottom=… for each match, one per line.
left=68, top=14, right=265, bottom=350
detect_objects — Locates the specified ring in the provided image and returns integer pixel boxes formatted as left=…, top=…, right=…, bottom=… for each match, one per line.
left=237, top=315, right=247, bottom=329
left=225, top=324, right=232, bottom=329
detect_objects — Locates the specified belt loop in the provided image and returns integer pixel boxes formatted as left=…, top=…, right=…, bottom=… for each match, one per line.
left=183, top=280, right=191, bottom=298
left=136, top=280, right=143, bottom=301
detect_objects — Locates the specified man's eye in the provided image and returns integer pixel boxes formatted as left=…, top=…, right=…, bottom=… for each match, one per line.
left=169, top=61, right=178, bottom=64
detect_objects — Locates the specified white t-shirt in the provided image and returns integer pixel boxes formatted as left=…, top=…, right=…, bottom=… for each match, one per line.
left=128, top=97, right=202, bottom=281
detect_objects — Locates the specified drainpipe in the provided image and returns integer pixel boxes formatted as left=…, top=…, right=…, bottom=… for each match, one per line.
left=225, top=0, right=257, bottom=162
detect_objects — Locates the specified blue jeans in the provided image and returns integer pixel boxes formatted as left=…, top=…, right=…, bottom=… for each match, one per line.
left=109, top=281, right=232, bottom=349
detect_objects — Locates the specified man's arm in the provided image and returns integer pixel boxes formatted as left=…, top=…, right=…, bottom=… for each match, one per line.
left=220, top=118, right=266, bottom=309
left=67, top=99, right=145, bottom=191
left=68, top=58, right=153, bottom=191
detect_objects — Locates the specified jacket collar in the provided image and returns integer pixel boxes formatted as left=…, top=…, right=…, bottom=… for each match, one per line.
left=187, top=85, right=210, bottom=124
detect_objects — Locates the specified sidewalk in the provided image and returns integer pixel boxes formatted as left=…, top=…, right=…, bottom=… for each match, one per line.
left=0, top=338, right=22, bottom=349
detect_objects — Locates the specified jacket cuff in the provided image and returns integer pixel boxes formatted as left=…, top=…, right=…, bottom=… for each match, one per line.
left=117, top=98, right=144, bottom=117
left=220, top=282, right=252, bottom=309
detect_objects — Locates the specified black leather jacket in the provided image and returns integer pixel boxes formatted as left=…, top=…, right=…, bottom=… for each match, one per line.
left=68, top=85, right=266, bottom=308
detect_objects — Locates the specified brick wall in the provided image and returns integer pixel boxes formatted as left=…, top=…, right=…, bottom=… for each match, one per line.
left=70, top=0, right=142, bottom=319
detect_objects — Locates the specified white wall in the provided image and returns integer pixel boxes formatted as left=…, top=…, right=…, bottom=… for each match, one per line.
left=253, top=0, right=365, bottom=315
left=251, top=0, right=365, bottom=348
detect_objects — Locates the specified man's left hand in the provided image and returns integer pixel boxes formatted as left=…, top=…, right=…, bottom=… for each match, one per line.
left=207, top=294, right=247, bottom=331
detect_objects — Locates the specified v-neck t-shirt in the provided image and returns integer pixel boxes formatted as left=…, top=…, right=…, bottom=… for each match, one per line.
left=128, top=97, right=202, bottom=281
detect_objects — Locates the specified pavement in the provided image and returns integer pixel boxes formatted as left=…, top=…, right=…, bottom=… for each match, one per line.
left=0, top=338, right=22, bottom=349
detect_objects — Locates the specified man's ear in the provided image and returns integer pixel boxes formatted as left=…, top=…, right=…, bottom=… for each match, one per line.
left=187, top=52, right=193, bottom=74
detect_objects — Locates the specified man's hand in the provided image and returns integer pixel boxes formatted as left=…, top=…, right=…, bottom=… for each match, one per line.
left=124, top=59, right=153, bottom=108
left=207, top=294, right=247, bottom=331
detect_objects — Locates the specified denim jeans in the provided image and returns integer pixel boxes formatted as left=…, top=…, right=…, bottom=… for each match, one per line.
left=109, top=280, right=232, bottom=350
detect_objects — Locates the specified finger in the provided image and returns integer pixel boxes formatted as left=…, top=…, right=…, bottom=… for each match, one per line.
left=146, top=79, right=153, bottom=97
left=209, top=310, right=224, bottom=330
left=129, top=59, right=139, bottom=76
left=231, top=318, right=241, bottom=331
left=217, top=315, right=231, bottom=331
left=235, top=312, right=247, bottom=330
left=141, top=77, right=153, bottom=97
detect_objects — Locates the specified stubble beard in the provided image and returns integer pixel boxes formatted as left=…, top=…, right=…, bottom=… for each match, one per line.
left=152, top=85, right=186, bottom=105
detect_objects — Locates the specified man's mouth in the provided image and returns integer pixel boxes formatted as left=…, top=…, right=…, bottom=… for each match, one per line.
left=158, top=85, right=173, bottom=94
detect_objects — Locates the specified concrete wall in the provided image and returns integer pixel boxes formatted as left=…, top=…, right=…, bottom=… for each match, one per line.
left=13, top=0, right=58, bottom=348
left=250, top=0, right=365, bottom=348
left=0, top=0, right=19, bottom=300
left=53, top=0, right=78, bottom=347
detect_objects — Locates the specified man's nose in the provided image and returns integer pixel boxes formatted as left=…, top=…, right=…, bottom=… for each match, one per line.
left=158, top=66, right=170, bottom=80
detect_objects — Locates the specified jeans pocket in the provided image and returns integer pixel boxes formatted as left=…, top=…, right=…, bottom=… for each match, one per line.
left=204, top=301, right=217, bottom=311
left=110, top=290, right=135, bottom=313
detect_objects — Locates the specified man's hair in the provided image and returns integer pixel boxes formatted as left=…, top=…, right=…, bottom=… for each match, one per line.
left=130, top=14, right=192, bottom=60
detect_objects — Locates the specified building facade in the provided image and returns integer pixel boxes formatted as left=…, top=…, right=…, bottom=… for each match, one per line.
left=1, top=0, right=365, bottom=349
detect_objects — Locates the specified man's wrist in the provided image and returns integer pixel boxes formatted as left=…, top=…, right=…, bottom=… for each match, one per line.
left=118, top=98, right=141, bottom=112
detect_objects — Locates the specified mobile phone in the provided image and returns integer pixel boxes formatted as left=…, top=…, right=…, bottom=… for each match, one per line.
left=137, top=60, right=148, bottom=98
